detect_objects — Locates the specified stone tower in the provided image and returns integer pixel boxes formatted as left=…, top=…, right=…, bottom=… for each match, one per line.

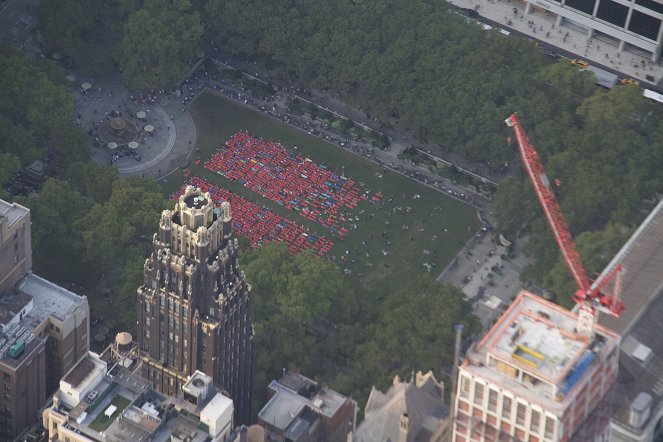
left=137, top=186, right=254, bottom=424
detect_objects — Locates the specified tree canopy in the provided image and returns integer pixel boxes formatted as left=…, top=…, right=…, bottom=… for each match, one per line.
left=116, top=0, right=203, bottom=90
left=0, top=48, right=88, bottom=168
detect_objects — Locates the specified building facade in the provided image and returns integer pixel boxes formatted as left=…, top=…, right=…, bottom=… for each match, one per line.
left=452, top=291, right=620, bottom=442
left=0, top=200, right=32, bottom=296
left=0, top=199, right=89, bottom=441
left=593, top=198, right=663, bottom=442
left=137, top=186, right=254, bottom=425
left=524, top=0, right=663, bottom=62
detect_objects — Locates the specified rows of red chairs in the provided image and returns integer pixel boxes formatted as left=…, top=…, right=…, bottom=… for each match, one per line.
left=172, top=177, right=335, bottom=257
left=204, top=132, right=382, bottom=237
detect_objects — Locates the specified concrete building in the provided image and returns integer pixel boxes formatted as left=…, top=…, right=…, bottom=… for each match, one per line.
left=523, top=0, right=663, bottom=62
left=452, top=291, right=620, bottom=442
left=0, top=200, right=31, bottom=296
left=257, top=372, right=356, bottom=442
left=589, top=198, right=663, bottom=442
left=43, top=335, right=236, bottom=442
left=0, top=200, right=89, bottom=441
left=136, top=186, right=254, bottom=425
left=353, top=371, right=450, bottom=442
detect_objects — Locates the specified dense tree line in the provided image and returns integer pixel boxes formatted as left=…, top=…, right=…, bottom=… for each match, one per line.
left=37, top=0, right=202, bottom=89
left=198, top=0, right=663, bottom=303
left=0, top=47, right=88, bottom=189
left=241, top=243, right=478, bottom=414
left=25, top=0, right=663, bottom=405
left=0, top=47, right=479, bottom=410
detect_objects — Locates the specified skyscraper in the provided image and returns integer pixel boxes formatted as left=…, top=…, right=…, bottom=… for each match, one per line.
left=137, top=185, right=254, bottom=424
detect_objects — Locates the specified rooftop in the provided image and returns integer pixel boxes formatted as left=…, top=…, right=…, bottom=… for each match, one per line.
left=184, top=193, right=209, bottom=209
left=275, top=372, right=348, bottom=418
left=355, top=371, right=448, bottom=442
left=0, top=199, right=29, bottom=229
left=480, top=291, right=592, bottom=384
left=600, top=199, right=663, bottom=432
left=599, top=198, right=663, bottom=335
left=258, top=386, right=309, bottom=431
left=63, top=357, right=96, bottom=388
left=464, top=291, right=619, bottom=409
left=0, top=290, right=32, bottom=327
left=18, top=272, right=87, bottom=328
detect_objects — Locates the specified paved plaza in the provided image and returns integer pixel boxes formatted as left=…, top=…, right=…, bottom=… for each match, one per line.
left=69, top=71, right=198, bottom=179
left=448, top=0, right=663, bottom=87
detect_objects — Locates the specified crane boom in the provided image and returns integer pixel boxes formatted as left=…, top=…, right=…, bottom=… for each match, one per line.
left=505, top=114, right=624, bottom=319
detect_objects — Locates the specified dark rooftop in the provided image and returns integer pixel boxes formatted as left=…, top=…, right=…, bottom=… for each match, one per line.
left=0, top=291, right=32, bottom=327
left=612, top=288, right=663, bottom=430
left=63, top=358, right=95, bottom=388
left=278, top=372, right=318, bottom=398
left=184, top=194, right=208, bottom=210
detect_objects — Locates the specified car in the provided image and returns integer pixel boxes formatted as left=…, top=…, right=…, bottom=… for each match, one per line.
left=620, top=77, right=640, bottom=86
left=570, top=59, right=589, bottom=69
left=460, top=7, right=480, bottom=18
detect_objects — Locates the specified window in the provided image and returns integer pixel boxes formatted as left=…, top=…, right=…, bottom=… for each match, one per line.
left=502, top=396, right=512, bottom=419
left=530, top=409, right=540, bottom=433
left=544, top=416, right=556, bottom=439
left=460, top=376, right=470, bottom=399
left=474, top=383, right=484, bottom=405
left=488, top=389, right=498, bottom=412
left=516, top=402, right=527, bottom=426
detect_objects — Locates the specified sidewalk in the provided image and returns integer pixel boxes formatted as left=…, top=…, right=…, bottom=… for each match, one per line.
left=448, top=0, right=663, bottom=87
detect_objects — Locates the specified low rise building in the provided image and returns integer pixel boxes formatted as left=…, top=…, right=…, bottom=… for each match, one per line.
left=353, top=371, right=450, bottom=442
left=258, top=372, right=356, bottom=442
left=43, top=334, right=235, bottom=442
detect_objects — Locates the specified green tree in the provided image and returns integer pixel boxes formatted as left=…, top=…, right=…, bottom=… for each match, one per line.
left=0, top=153, right=20, bottom=189
left=334, top=276, right=478, bottom=403
left=117, top=0, right=203, bottom=90
left=241, top=242, right=357, bottom=414
left=23, top=179, right=89, bottom=282
left=77, top=178, right=166, bottom=279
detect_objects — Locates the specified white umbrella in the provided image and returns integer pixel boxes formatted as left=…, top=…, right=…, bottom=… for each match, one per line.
left=65, top=74, right=76, bottom=82
left=82, top=82, right=92, bottom=91
left=136, top=111, right=147, bottom=120
left=128, top=141, right=139, bottom=150
left=107, top=142, right=118, bottom=150
left=144, top=124, right=154, bottom=133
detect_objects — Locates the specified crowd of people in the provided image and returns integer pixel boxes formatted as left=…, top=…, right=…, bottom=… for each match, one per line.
left=174, top=176, right=335, bottom=256
left=205, top=132, right=382, bottom=237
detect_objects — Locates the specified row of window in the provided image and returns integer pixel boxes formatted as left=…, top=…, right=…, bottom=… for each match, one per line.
left=460, top=375, right=556, bottom=439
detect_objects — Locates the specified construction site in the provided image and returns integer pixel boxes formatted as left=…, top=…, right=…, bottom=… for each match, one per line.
left=451, top=115, right=663, bottom=442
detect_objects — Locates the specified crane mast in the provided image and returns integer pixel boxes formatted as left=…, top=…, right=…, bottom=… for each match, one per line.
left=504, top=114, right=624, bottom=336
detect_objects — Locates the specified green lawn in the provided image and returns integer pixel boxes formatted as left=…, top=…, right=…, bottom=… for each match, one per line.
left=169, top=89, right=479, bottom=298
left=89, top=395, right=132, bottom=432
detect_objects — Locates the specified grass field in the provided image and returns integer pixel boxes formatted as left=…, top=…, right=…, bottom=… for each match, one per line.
left=89, top=395, right=132, bottom=432
left=168, top=89, right=479, bottom=298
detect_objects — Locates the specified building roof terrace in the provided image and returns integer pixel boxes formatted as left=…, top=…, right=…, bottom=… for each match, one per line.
left=463, top=291, right=619, bottom=411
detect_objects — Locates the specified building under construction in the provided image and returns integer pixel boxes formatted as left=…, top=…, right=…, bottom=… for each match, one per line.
left=452, top=291, right=620, bottom=442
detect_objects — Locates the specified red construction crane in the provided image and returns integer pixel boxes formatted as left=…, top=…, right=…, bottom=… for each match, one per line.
left=505, top=114, right=624, bottom=319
